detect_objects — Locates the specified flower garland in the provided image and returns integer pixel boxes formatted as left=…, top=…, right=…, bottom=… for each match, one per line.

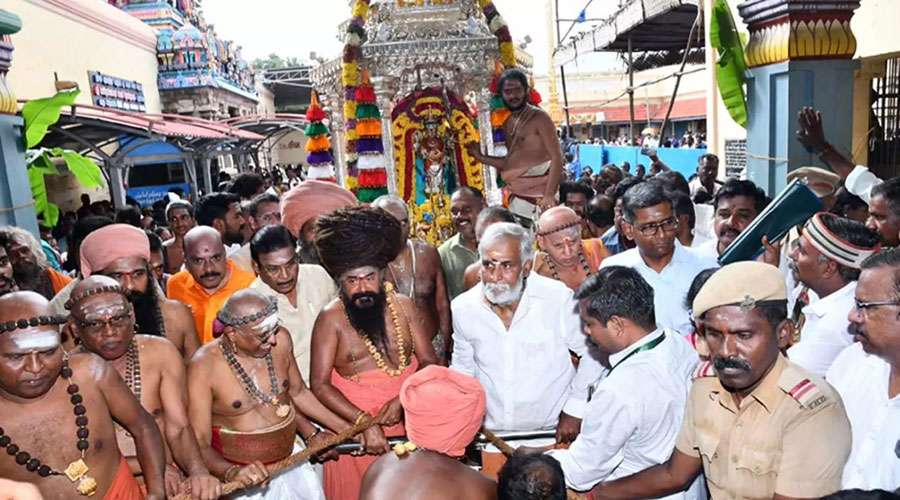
left=341, top=0, right=372, bottom=192
left=479, top=0, right=516, bottom=68
left=304, top=91, right=337, bottom=182
left=354, top=70, right=389, bottom=202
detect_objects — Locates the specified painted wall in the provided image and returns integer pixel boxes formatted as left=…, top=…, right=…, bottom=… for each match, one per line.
left=852, top=0, right=900, bottom=59
left=2, top=0, right=161, bottom=113
left=579, top=145, right=706, bottom=180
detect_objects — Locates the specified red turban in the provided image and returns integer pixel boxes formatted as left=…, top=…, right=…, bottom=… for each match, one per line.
left=80, top=224, right=150, bottom=277
left=280, top=180, right=358, bottom=239
left=400, top=365, right=486, bottom=457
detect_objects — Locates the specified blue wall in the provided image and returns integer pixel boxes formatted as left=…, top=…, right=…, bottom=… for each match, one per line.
left=577, top=145, right=707, bottom=179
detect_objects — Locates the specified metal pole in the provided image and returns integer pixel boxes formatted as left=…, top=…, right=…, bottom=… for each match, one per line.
left=555, top=0, right=572, bottom=133
left=628, top=34, right=635, bottom=144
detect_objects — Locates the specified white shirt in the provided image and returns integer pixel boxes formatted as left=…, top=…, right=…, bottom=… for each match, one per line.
left=548, top=330, right=704, bottom=499
left=600, top=244, right=718, bottom=336
left=692, top=237, right=719, bottom=261
left=450, top=274, right=604, bottom=435
left=826, top=343, right=900, bottom=490
left=845, top=165, right=882, bottom=204
left=787, top=282, right=856, bottom=376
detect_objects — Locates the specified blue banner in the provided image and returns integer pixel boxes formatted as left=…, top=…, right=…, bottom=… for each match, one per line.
left=127, top=183, right=189, bottom=207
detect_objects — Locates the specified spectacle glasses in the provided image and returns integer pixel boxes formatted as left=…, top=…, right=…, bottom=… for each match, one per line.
left=635, top=217, right=678, bottom=237
left=76, top=312, right=132, bottom=333
left=854, top=298, right=900, bottom=316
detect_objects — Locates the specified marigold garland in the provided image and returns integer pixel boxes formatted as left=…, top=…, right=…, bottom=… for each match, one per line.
left=341, top=0, right=372, bottom=190
left=354, top=70, right=388, bottom=202
left=304, top=91, right=336, bottom=182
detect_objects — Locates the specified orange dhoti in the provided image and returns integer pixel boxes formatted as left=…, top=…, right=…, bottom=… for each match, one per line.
left=103, top=456, right=144, bottom=500
left=323, top=358, right=419, bottom=500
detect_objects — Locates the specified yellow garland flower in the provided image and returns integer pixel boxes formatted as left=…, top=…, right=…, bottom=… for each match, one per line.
left=346, top=128, right=358, bottom=141
left=478, top=0, right=492, bottom=8
left=345, top=175, right=359, bottom=191
left=352, top=0, right=369, bottom=19
left=342, top=62, right=359, bottom=87
left=344, top=101, right=358, bottom=120
left=499, top=41, right=516, bottom=67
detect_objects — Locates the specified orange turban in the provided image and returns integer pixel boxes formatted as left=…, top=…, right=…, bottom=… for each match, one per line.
left=80, top=224, right=150, bottom=277
left=399, top=365, right=486, bottom=457
left=280, top=180, right=358, bottom=239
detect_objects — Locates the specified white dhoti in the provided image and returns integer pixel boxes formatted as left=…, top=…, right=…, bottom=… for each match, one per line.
left=226, top=443, right=325, bottom=500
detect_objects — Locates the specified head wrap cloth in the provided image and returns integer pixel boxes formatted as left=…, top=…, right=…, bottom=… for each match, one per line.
left=281, top=180, right=358, bottom=239
left=314, top=206, right=404, bottom=278
left=803, top=212, right=879, bottom=270
left=80, top=224, right=150, bottom=278
left=400, top=365, right=486, bottom=457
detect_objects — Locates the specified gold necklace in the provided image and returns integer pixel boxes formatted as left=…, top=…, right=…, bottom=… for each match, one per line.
left=343, top=283, right=413, bottom=377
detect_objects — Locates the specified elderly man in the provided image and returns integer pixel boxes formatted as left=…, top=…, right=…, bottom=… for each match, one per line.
left=826, top=248, right=900, bottom=489
left=373, top=195, right=451, bottom=361
left=0, top=227, right=71, bottom=300
left=592, top=261, right=851, bottom=499
left=359, top=366, right=494, bottom=500
left=787, top=213, right=881, bottom=375
left=467, top=68, right=564, bottom=224
left=195, top=193, right=246, bottom=255
left=451, top=222, right=604, bottom=478
left=693, top=179, right=768, bottom=260
left=309, top=207, right=438, bottom=500
left=66, top=276, right=220, bottom=498
left=188, top=289, right=348, bottom=499
left=533, top=206, right=608, bottom=291
left=0, top=291, right=166, bottom=499
left=54, top=224, right=200, bottom=359
left=231, top=192, right=281, bottom=274
left=281, top=180, right=358, bottom=266
left=600, top=182, right=717, bottom=336
left=462, top=207, right=518, bottom=292
left=249, top=224, right=336, bottom=381
left=438, top=187, right=485, bottom=300
left=0, top=245, right=17, bottom=296
left=167, top=226, right=256, bottom=344
left=520, top=267, right=700, bottom=498
left=163, top=200, right=196, bottom=275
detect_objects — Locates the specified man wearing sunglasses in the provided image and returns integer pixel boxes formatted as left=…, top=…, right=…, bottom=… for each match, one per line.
left=826, top=248, right=900, bottom=489
left=601, top=182, right=718, bottom=336
left=67, top=275, right=220, bottom=499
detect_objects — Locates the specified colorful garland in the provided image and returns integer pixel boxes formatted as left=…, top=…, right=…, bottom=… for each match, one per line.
left=304, top=91, right=337, bottom=182
left=479, top=0, right=516, bottom=68
left=341, top=0, right=371, bottom=191
left=354, top=70, right=389, bottom=202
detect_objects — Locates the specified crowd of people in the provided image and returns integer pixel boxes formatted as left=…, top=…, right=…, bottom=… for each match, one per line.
left=0, top=68, right=897, bottom=500
left=575, top=131, right=708, bottom=149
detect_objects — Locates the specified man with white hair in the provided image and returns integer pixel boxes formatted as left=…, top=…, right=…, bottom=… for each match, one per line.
left=450, top=222, right=604, bottom=478
left=0, top=227, right=72, bottom=300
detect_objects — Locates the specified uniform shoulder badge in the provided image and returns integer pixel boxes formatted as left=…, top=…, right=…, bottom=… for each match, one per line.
left=783, top=378, right=828, bottom=411
left=692, top=361, right=716, bottom=380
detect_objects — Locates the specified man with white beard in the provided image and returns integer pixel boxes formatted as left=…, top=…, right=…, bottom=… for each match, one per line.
left=450, top=223, right=604, bottom=478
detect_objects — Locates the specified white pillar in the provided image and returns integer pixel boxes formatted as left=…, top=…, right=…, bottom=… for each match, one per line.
left=476, top=89, right=500, bottom=204
left=108, top=165, right=127, bottom=208
left=373, top=77, right=398, bottom=196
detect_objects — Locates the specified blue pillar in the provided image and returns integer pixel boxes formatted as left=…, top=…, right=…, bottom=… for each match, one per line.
left=738, top=0, right=861, bottom=196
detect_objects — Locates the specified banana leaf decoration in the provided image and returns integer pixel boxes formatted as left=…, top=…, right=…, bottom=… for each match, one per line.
left=710, top=0, right=748, bottom=128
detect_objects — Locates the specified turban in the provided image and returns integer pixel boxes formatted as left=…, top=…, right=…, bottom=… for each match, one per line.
left=281, top=180, right=358, bottom=239
left=803, top=212, right=880, bottom=270
left=400, top=365, right=486, bottom=457
left=314, top=206, right=403, bottom=278
left=786, top=167, right=841, bottom=198
left=693, top=261, right=786, bottom=318
left=80, top=224, right=150, bottom=278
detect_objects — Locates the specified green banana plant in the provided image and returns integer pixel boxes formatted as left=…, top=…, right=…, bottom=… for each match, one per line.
left=710, top=0, right=748, bottom=128
left=20, top=89, right=105, bottom=227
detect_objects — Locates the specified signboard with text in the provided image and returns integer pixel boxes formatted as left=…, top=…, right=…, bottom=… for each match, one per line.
left=88, top=71, right=146, bottom=112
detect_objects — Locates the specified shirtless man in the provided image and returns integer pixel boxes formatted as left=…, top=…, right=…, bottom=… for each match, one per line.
left=533, top=206, right=608, bottom=291
left=67, top=276, right=221, bottom=499
left=359, top=366, right=494, bottom=500
left=163, top=200, right=196, bottom=275
left=71, top=224, right=199, bottom=359
left=0, top=291, right=165, bottom=499
left=310, top=207, right=438, bottom=500
left=188, top=290, right=349, bottom=499
left=372, top=196, right=451, bottom=361
left=467, top=68, right=564, bottom=224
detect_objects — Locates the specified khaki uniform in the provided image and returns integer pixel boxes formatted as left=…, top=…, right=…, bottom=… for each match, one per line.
left=675, top=355, right=850, bottom=499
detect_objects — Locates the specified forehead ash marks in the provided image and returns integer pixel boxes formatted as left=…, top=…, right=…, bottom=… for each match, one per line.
left=5, top=330, right=61, bottom=351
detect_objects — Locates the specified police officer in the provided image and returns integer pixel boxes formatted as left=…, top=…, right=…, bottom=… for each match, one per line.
left=591, top=261, right=851, bottom=499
